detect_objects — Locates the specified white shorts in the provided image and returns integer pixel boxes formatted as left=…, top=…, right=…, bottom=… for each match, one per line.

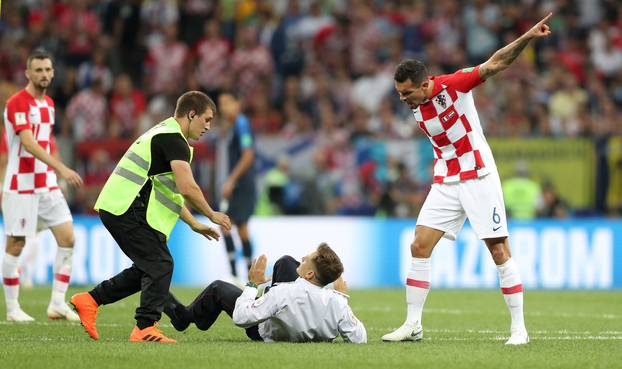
left=417, top=172, right=509, bottom=240
left=1, top=190, right=73, bottom=237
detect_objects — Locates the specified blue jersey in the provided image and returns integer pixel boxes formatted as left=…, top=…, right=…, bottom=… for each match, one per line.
left=228, top=114, right=256, bottom=190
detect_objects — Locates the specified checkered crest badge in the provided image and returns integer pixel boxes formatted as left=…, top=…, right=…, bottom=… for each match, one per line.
left=435, top=95, right=447, bottom=109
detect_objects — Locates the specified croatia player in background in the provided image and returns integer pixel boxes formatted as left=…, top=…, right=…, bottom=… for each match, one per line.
left=0, top=129, right=42, bottom=289
left=382, top=14, right=553, bottom=345
left=2, top=50, right=83, bottom=321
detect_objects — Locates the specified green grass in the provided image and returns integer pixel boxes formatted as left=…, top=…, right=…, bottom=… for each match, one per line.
left=1, top=287, right=621, bottom=369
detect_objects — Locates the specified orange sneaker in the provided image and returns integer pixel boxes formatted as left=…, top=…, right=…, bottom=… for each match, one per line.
left=129, top=323, right=177, bottom=343
left=70, top=292, right=99, bottom=341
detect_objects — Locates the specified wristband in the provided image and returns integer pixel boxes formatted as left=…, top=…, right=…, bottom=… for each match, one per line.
left=246, top=281, right=258, bottom=288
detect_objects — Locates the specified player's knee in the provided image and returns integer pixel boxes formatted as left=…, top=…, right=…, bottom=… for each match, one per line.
left=6, top=236, right=26, bottom=255
left=59, top=234, right=75, bottom=247
left=410, top=240, right=431, bottom=258
left=209, top=280, right=227, bottom=292
left=159, top=257, right=174, bottom=276
left=274, top=255, right=296, bottom=268
left=488, top=244, right=507, bottom=263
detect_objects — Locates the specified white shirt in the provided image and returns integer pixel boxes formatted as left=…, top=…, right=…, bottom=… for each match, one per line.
left=232, top=278, right=367, bottom=343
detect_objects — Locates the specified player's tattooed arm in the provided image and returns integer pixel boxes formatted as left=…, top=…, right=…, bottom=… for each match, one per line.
left=479, top=13, right=552, bottom=80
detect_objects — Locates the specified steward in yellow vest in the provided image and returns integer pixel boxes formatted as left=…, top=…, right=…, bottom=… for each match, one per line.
left=70, top=91, right=231, bottom=343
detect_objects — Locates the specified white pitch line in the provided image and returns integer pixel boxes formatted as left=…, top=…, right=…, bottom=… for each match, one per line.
left=446, top=329, right=622, bottom=335
left=5, top=322, right=616, bottom=337
left=356, top=306, right=622, bottom=320
left=3, top=335, right=622, bottom=343
left=0, top=321, right=174, bottom=328
left=426, top=336, right=622, bottom=341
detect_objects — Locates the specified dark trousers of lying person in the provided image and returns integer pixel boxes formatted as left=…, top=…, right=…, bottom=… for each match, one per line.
left=164, top=255, right=300, bottom=340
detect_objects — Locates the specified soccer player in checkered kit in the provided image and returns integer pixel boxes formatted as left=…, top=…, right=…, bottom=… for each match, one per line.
left=2, top=50, right=83, bottom=322
left=382, top=14, right=554, bottom=345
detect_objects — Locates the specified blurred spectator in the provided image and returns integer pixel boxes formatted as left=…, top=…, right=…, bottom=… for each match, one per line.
left=75, top=148, right=114, bottom=214
left=591, top=29, right=622, bottom=78
left=463, top=0, right=500, bottom=64
left=538, top=181, right=569, bottom=218
left=548, top=71, right=588, bottom=136
left=141, top=0, right=179, bottom=47
left=247, top=88, right=282, bottom=133
left=231, top=25, right=273, bottom=98
left=256, top=155, right=290, bottom=216
left=350, top=58, right=394, bottom=115
left=502, top=162, right=542, bottom=220
left=179, top=0, right=214, bottom=46
left=102, top=0, right=142, bottom=77
left=349, top=2, right=382, bottom=76
left=109, top=74, right=146, bottom=139
left=1, top=0, right=621, bottom=216
left=376, top=98, right=413, bottom=139
left=58, top=0, right=101, bottom=66
left=51, top=67, right=78, bottom=133
left=377, top=160, right=426, bottom=218
left=144, top=23, right=188, bottom=95
left=2, top=11, right=26, bottom=45
left=0, top=43, right=29, bottom=86
left=64, top=79, right=108, bottom=142
left=138, top=82, right=178, bottom=134
left=76, top=48, right=113, bottom=93
left=193, top=19, right=231, bottom=98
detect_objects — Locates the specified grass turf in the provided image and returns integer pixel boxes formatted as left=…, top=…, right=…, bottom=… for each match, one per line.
left=0, top=287, right=620, bottom=369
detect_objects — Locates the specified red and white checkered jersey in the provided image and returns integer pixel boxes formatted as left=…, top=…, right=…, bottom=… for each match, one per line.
left=2, top=89, right=58, bottom=194
left=0, top=128, right=7, bottom=155
left=412, top=65, right=497, bottom=184
left=194, top=37, right=230, bottom=90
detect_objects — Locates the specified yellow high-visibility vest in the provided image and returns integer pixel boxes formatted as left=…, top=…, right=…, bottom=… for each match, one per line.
left=94, top=117, right=193, bottom=239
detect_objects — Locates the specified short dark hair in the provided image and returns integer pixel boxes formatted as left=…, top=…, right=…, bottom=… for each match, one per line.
left=394, top=59, right=428, bottom=85
left=174, top=91, right=217, bottom=117
left=312, top=243, right=344, bottom=286
left=27, top=49, right=53, bottom=69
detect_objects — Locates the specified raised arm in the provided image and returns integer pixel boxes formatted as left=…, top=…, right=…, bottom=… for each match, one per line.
left=232, top=255, right=277, bottom=327
left=479, top=13, right=552, bottom=80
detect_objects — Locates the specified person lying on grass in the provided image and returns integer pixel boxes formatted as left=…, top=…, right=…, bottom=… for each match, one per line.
left=164, top=243, right=367, bottom=343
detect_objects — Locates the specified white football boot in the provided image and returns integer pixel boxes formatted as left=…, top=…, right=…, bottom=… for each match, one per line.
left=382, top=322, right=424, bottom=342
left=505, top=329, right=530, bottom=345
left=7, top=308, right=35, bottom=322
left=47, top=301, right=80, bottom=321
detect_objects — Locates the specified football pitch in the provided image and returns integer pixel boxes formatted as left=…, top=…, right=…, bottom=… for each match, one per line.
left=1, top=287, right=620, bottom=369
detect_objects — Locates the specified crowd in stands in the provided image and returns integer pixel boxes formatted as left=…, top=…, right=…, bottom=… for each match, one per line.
left=0, top=0, right=620, bottom=217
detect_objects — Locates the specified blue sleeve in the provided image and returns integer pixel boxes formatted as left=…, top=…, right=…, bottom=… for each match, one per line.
left=235, top=116, right=254, bottom=149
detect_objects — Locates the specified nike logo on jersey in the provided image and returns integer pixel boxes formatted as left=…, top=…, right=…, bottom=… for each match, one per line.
left=493, top=226, right=502, bottom=231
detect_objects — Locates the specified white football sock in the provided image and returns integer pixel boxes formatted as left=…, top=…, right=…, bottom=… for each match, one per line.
left=3, top=253, right=21, bottom=311
left=405, top=257, right=431, bottom=326
left=497, top=257, right=526, bottom=333
left=51, top=247, right=73, bottom=305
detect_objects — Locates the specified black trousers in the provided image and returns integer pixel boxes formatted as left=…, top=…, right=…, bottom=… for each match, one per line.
left=90, top=198, right=173, bottom=324
left=164, top=255, right=300, bottom=340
